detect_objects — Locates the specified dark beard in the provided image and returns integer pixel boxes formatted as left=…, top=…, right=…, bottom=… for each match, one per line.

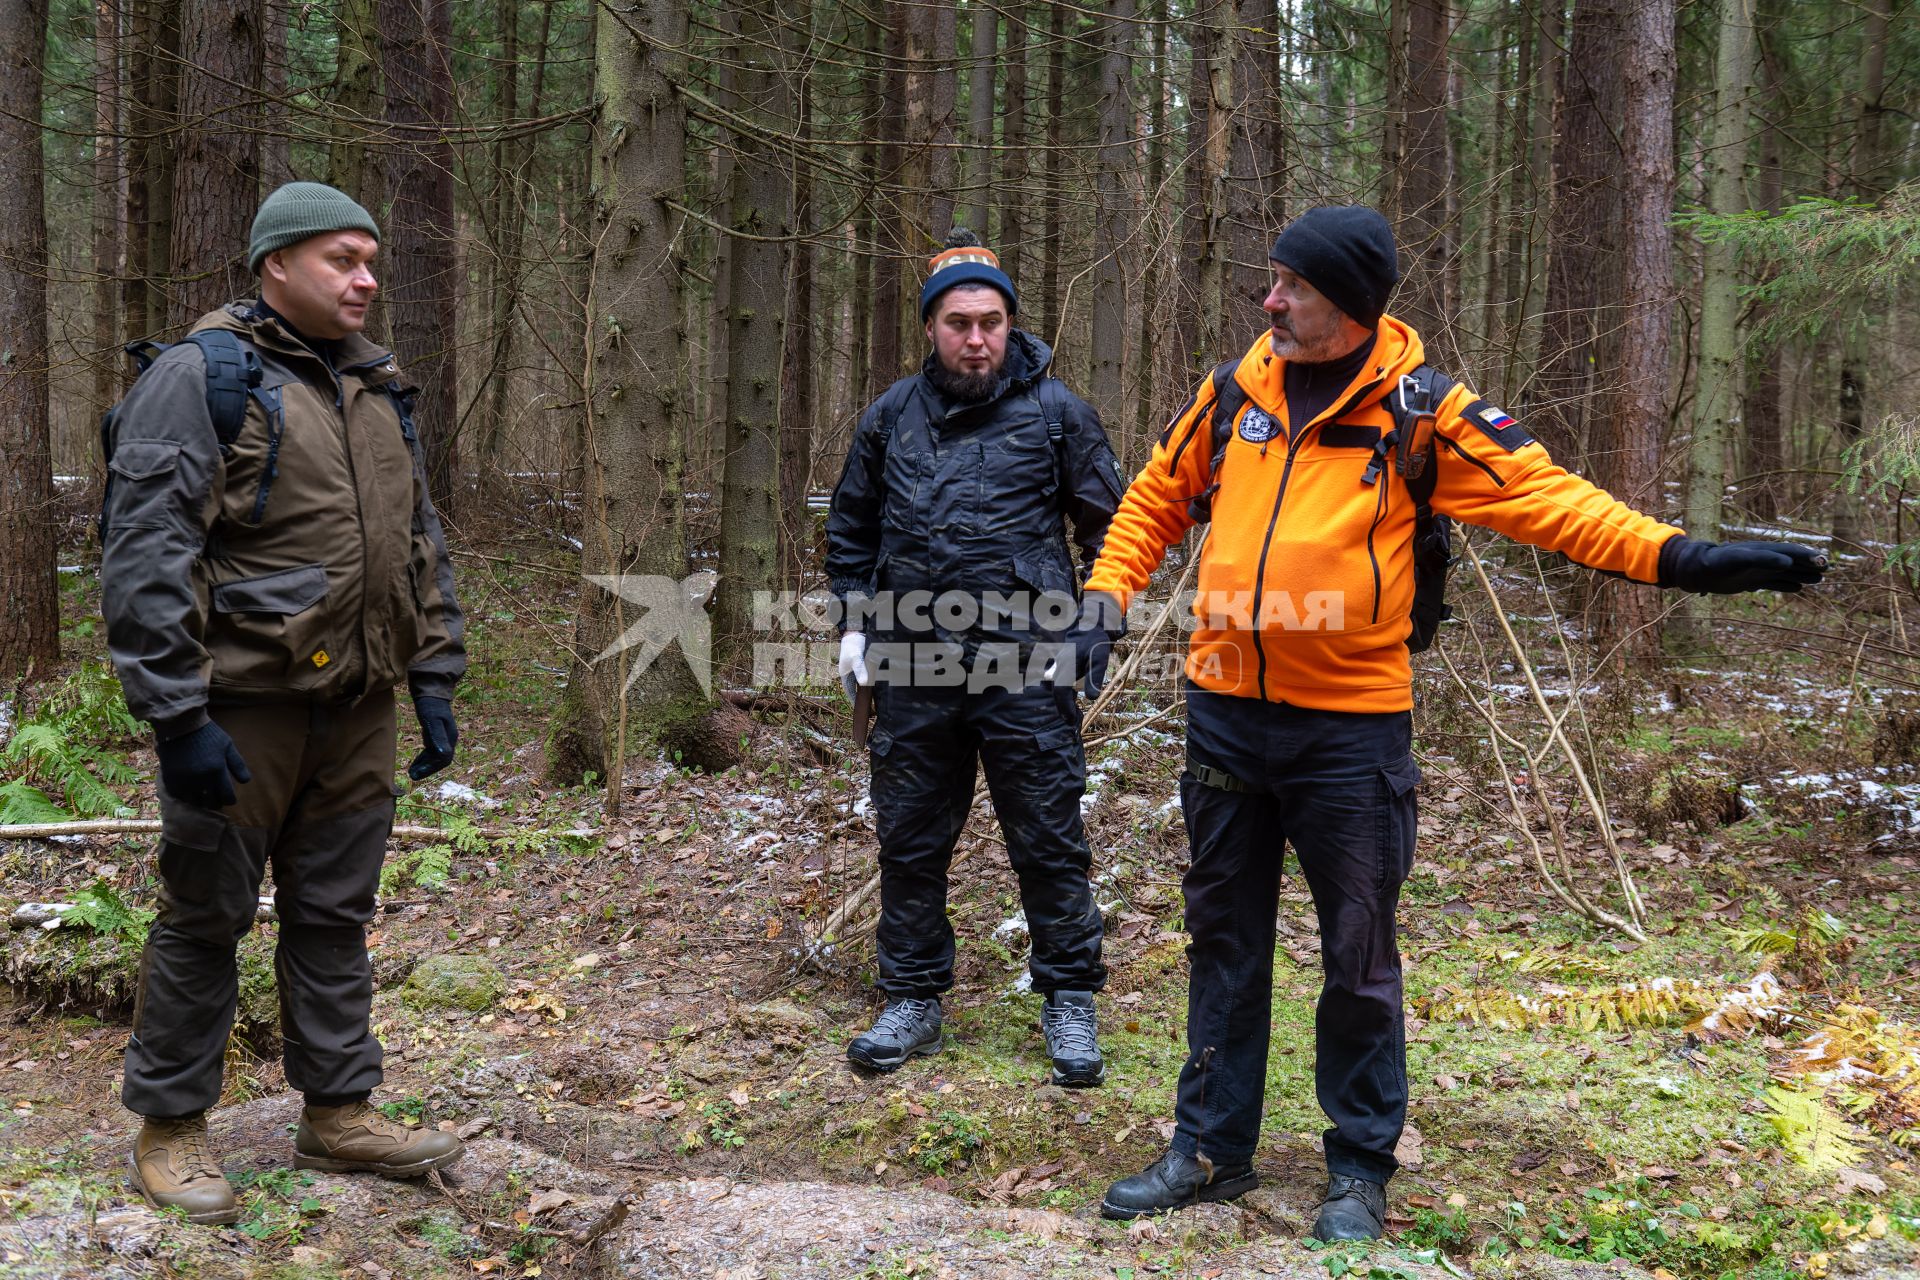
left=926, top=359, right=1007, bottom=404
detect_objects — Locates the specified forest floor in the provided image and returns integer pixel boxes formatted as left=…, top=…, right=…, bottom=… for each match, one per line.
left=1, top=531, right=1919, bottom=1280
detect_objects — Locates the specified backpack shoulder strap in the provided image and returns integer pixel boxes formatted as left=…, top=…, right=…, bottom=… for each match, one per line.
left=1386, top=363, right=1457, bottom=510
left=179, top=329, right=263, bottom=452
left=1207, top=359, right=1248, bottom=470
left=871, top=377, right=917, bottom=451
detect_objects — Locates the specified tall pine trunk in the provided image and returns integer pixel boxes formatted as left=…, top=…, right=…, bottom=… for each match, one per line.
left=555, top=0, right=706, bottom=795
left=714, top=0, right=794, bottom=667
left=93, top=0, right=122, bottom=412
left=381, top=0, right=461, bottom=505
left=170, top=0, right=263, bottom=326
left=1744, top=0, right=1786, bottom=522
left=1090, top=0, right=1136, bottom=422
left=867, top=2, right=907, bottom=399
left=327, top=0, right=382, bottom=213
left=0, top=0, right=56, bottom=675
left=1395, top=0, right=1453, bottom=351
left=1538, top=0, right=1628, bottom=468
left=1594, top=0, right=1675, bottom=660
left=778, top=4, right=816, bottom=590
left=1830, top=0, right=1888, bottom=553
left=963, top=0, right=996, bottom=235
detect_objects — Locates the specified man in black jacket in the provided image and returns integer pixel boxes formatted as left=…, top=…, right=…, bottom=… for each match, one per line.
left=825, top=230, right=1128, bottom=1084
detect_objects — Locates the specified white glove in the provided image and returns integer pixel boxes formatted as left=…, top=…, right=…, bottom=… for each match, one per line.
left=838, top=631, right=870, bottom=704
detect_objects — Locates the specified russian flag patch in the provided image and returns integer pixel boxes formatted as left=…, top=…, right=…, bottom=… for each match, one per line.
left=1479, top=406, right=1516, bottom=430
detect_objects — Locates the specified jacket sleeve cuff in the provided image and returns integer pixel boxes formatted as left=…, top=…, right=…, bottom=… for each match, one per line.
left=151, top=707, right=211, bottom=742
left=407, top=671, right=458, bottom=702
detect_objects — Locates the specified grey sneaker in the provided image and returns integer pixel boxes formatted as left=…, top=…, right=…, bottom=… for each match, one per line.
left=1041, top=990, right=1105, bottom=1086
left=847, top=996, right=942, bottom=1072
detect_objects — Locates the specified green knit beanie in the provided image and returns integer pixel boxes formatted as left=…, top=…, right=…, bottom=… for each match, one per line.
left=248, top=182, right=381, bottom=274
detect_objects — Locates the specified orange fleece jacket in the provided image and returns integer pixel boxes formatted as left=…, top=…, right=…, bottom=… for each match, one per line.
left=1085, top=317, right=1683, bottom=711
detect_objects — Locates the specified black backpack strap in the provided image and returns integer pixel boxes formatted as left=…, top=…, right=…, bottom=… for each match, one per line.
left=1364, top=363, right=1456, bottom=506
left=180, top=329, right=263, bottom=453
left=1187, top=359, right=1247, bottom=523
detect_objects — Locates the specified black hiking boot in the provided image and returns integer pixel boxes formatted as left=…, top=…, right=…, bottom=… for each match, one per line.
left=1099, top=1147, right=1257, bottom=1219
left=1041, top=990, right=1105, bottom=1086
left=846, top=996, right=942, bottom=1072
left=1311, top=1174, right=1388, bottom=1241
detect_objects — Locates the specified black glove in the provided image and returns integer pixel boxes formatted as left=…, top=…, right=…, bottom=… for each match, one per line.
left=1658, top=536, right=1827, bottom=594
left=156, top=720, right=253, bottom=809
left=1064, top=591, right=1126, bottom=697
left=408, top=696, right=459, bottom=781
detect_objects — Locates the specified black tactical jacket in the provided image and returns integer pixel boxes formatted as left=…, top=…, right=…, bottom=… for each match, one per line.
left=825, top=331, right=1125, bottom=641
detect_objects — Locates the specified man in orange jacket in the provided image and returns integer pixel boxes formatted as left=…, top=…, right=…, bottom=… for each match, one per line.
left=1083, top=206, right=1824, bottom=1236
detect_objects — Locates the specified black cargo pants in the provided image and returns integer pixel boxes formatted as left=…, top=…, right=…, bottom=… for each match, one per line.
left=868, top=668, right=1107, bottom=999
left=123, top=689, right=397, bottom=1119
left=1170, top=687, right=1420, bottom=1184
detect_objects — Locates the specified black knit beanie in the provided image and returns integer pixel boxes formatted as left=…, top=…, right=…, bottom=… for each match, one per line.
left=1267, top=206, right=1399, bottom=328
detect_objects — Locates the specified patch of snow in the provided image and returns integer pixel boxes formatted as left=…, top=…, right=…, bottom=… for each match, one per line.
left=431, top=779, right=501, bottom=809
left=993, top=911, right=1028, bottom=940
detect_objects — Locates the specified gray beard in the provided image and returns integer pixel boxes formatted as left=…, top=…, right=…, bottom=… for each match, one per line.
left=1268, top=316, right=1347, bottom=363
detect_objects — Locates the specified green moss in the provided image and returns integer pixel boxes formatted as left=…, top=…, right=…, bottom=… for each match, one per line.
left=401, top=954, right=506, bottom=1012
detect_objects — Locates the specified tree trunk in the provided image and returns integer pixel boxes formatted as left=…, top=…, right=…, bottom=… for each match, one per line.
left=1194, top=0, right=1235, bottom=366
left=927, top=0, right=960, bottom=239
left=1686, top=0, right=1752, bottom=545
left=1039, top=0, right=1066, bottom=337
left=1743, top=0, right=1785, bottom=523
left=867, top=2, right=907, bottom=399
left=380, top=0, right=461, bottom=506
left=703, top=6, right=737, bottom=476
left=122, top=0, right=151, bottom=345
left=170, top=0, right=264, bottom=326
left=1394, top=0, right=1453, bottom=347
left=1090, top=0, right=1136, bottom=422
left=1225, top=0, right=1282, bottom=317
left=94, top=0, right=122, bottom=412
left=1831, top=0, right=1888, bottom=553
left=1133, top=0, right=1168, bottom=454
left=1499, top=0, right=1536, bottom=384
left=1593, top=0, right=1675, bottom=660
left=558, top=0, right=706, bottom=796
left=1676, top=0, right=1754, bottom=646
left=1175, top=5, right=1219, bottom=378
left=142, top=0, right=180, bottom=335
left=714, top=0, right=794, bottom=667
left=997, top=4, right=1029, bottom=289
left=851, top=7, right=881, bottom=402
left=963, top=0, right=997, bottom=235
left=327, top=0, right=382, bottom=212
left=778, top=4, right=815, bottom=590
left=478, top=0, right=521, bottom=479
left=1537, top=0, right=1628, bottom=468
left=0, top=0, right=56, bottom=676
left=261, top=0, right=292, bottom=188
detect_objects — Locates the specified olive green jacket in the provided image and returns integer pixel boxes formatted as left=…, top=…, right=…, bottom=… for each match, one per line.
left=102, top=303, right=465, bottom=738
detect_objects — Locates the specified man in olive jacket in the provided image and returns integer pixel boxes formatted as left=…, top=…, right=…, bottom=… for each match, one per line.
left=103, top=182, right=466, bottom=1224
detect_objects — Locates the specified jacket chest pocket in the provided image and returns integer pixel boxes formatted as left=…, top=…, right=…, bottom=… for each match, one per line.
left=977, top=425, right=1055, bottom=534
left=208, top=562, right=336, bottom=690
left=881, top=430, right=925, bottom=536
left=212, top=384, right=288, bottom=528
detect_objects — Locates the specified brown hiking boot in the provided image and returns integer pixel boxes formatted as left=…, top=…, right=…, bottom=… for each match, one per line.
left=294, top=1100, right=463, bottom=1177
left=129, top=1113, right=239, bottom=1225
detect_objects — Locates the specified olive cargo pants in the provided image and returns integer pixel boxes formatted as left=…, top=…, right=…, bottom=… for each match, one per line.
left=123, top=690, right=397, bottom=1118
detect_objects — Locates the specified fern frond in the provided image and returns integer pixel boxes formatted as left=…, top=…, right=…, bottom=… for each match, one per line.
left=1765, top=1085, right=1868, bottom=1171
left=0, top=779, right=69, bottom=825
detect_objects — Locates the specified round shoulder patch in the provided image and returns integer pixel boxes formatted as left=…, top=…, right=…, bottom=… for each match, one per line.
left=1238, top=406, right=1280, bottom=444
